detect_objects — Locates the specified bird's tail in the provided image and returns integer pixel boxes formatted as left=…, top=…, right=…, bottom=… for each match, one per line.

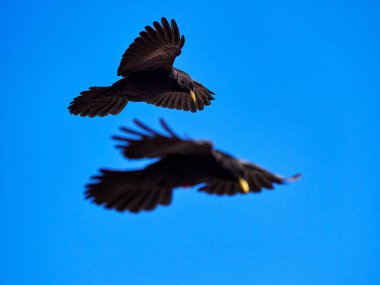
left=85, top=169, right=173, bottom=213
left=68, top=82, right=128, bottom=117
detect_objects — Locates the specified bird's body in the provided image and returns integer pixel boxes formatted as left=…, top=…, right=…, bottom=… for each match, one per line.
left=86, top=119, right=300, bottom=213
left=143, top=152, right=241, bottom=186
left=69, top=18, right=214, bottom=117
left=109, top=68, right=193, bottom=101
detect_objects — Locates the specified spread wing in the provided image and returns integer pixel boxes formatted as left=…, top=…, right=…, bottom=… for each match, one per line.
left=146, top=80, right=215, bottom=112
left=199, top=161, right=301, bottom=195
left=118, top=17, right=185, bottom=76
left=86, top=169, right=173, bottom=213
left=113, top=118, right=213, bottom=159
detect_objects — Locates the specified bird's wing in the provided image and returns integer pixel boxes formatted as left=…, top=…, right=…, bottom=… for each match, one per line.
left=145, top=81, right=215, bottom=112
left=113, top=119, right=213, bottom=159
left=241, top=162, right=301, bottom=192
left=198, top=162, right=301, bottom=195
left=117, top=17, right=185, bottom=76
left=146, top=91, right=198, bottom=112
left=86, top=169, right=173, bottom=213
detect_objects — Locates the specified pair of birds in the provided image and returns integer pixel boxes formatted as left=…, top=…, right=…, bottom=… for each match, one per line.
left=69, top=17, right=300, bottom=213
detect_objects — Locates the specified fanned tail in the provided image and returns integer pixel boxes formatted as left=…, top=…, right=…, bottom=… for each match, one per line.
left=69, top=83, right=128, bottom=117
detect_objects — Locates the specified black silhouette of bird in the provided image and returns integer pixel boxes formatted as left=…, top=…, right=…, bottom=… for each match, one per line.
left=69, top=17, right=215, bottom=117
left=86, top=119, right=301, bottom=213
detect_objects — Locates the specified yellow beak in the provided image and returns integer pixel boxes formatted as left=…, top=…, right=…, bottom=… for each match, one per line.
left=239, top=178, right=250, bottom=194
left=190, top=90, right=196, bottom=103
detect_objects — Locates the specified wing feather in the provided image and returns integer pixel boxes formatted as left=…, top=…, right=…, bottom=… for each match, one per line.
left=198, top=162, right=300, bottom=196
left=113, top=119, right=213, bottom=159
left=86, top=169, right=174, bottom=213
left=118, top=17, right=184, bottom=76
left=145, top=83, right=214, bottom=112
left=171, top=19, right=180, bottom=43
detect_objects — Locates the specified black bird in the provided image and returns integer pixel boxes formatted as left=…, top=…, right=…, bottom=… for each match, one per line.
left=69, top=17, right=215, bottom=117
left=86, top=119, right=301, bottom=213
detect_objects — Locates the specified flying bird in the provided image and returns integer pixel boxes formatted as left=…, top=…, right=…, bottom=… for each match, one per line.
left=86, top=119, right=301, bottom=213
left=69, top=17, right=214, bottom=117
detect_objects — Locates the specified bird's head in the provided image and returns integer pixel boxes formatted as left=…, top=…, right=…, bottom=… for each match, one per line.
left=175, top=70, right=197, bottom=103
left=227, top=170, right=250, bottom=194
left=214, top=151, right=251, bottom=194
left=232, top=169, right=250, bottom=194
left=188, top=83, right=196, bottom=103
left=181, top=79, right=196, bottom=103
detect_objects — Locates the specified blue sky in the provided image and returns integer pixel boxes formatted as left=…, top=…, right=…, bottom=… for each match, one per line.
left=1, top=0, right=379, bottom=284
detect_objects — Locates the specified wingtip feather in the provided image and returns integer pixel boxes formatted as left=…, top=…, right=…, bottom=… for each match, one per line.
left=283, top=173, right=302, bottom=182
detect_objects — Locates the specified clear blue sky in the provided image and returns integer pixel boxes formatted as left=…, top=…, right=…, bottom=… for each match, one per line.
left=1, top=0, right=379, bottom=284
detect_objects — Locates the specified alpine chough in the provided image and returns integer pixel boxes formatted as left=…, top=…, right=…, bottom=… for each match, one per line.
left=69, top=17, right=214, bottom=117
left=86, top=119, right=301, bottom=213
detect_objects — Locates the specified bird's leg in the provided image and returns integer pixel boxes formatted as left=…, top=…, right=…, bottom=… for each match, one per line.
left=239, top=178, right=250, bottom=193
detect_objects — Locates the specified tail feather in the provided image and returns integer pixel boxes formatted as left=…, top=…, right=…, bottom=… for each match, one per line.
left=85, top=169, right=173, bottom=213
left=69, top=86, right=128, bottom=117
